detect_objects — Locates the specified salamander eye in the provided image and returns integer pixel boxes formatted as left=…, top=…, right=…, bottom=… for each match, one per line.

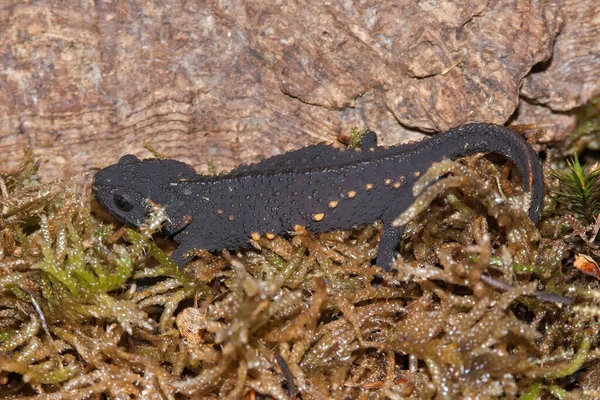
left=113, top=194, right=134, bottom=212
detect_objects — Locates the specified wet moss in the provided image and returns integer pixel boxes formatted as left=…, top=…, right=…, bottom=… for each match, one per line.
left=3, top=119, right=600, bottom=398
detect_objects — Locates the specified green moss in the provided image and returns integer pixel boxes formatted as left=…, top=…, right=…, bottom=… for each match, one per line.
left=519, top=381, right=543, bottom=400
left=25, top=360, right=80, bottom=384
left=551, top=334, right=591, bottom=379
left=207, top=159, right=217, bottom=175
left=549, top=385, right=569, bottom=399
left=0, top=330, right=13, bottom=342
left=553, top=154, right=600, bottom=222
left=347, top=126, right=368, bottom=149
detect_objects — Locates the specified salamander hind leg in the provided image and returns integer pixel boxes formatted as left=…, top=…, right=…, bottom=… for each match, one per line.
left=375, top=223, right=404, bottom=272
left=376, top=204, right=412, bottom=272
left=170, top=242, right=195, bottom=268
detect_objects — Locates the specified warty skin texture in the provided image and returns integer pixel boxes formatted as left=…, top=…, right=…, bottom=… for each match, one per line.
left=93, top=124, right=544, bottom=271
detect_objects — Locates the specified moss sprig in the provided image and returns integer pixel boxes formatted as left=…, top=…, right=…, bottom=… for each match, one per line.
left=552, top=155, right=600, bottom=223
left=347, top=126, right=369, bottom=149
left=34, top=193, right=155, bottom=334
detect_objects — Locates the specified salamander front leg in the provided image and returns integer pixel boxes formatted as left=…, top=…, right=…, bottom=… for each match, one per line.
left=170, top=243, right=194, bottom=268
left=376, top=224, right=404, bottom=272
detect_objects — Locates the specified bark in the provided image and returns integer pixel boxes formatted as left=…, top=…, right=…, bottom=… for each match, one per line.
left=0, top=0, right=597, bottom=180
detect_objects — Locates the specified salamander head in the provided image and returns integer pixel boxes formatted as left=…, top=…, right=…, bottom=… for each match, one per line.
left=92, top=155, right=197, bottom=234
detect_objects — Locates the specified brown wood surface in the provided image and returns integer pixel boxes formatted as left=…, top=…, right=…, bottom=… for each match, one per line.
left=0, top=0, right=598, bottom=181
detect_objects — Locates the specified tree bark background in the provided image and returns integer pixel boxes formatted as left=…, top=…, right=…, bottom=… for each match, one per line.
left=0, top=0, right=598, bottom=181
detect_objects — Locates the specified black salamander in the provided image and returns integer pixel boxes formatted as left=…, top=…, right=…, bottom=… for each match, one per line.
left=92, top=123, right=544, bottom=271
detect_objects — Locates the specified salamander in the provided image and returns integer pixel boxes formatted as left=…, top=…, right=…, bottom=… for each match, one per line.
left=92, top=123, right=544, bottom=271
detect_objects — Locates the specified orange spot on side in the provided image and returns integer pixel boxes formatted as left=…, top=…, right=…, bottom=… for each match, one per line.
left=293, top=224, right=306, bottom=233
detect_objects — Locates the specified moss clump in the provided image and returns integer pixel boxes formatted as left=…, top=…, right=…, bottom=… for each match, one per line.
left=552, top=155, right=600, bottom=223
left=2, top=120, right=600, bottom=398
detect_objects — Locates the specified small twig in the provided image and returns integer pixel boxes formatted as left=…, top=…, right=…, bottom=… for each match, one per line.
left=480, top=274, right=573, bottom=305
left=275, top=351, right=297, bottom=399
